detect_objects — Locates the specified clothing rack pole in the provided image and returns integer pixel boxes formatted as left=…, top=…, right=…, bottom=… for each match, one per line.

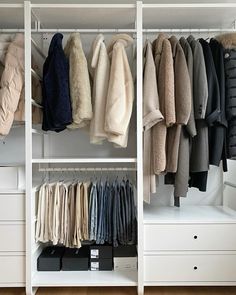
left=143, top=28, right=236, bottom=33
left=38, top=167, right=137, bottom=172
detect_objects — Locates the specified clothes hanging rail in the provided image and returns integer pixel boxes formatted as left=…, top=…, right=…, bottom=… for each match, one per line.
left=143, top=28, right=236, bottom=33
left=38, top=167, right=137, bottom=172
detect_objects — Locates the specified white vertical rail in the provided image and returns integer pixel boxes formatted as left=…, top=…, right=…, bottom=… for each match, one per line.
left=24, top=1, right=33, bottom=295
left=136, top=1, right=144, bottom=295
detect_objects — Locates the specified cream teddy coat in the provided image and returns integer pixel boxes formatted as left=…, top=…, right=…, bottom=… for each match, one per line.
left=105, top=34, right=134, bottom=148
left=64, top=33, right=92, bottom=129
left=89, top=34, right=110, bottom=144
left=152, top=33, right=175, bottom=174
left=143, top=40, right=164, bottom=203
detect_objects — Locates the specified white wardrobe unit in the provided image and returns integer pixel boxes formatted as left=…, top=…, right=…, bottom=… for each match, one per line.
left=2, top=1, right=236, bottom=295
left=0, top=4, right=26, bottom=288
left=143, top=3, right=236, bottom=289
left=24, top=2, right=143, bottom=295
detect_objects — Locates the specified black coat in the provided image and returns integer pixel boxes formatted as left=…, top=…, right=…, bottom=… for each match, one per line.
left=223, top=48, right=236, bottom=158
left=200, top=38, right=227, bottom=169
left=42, top=33, right=72, bottom=132
left=209, top=38, right=228, bottom=170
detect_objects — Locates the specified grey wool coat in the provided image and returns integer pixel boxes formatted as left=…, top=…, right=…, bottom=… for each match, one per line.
left=187, top=35, right=209, bottom=174
left=174, top=37, right=196, bottom=199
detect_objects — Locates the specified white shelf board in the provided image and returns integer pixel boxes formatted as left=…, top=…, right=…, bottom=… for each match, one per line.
left=32, top=158, right=137, bottom=163
left=143, top=205, right=236, bottom=224
left=33, top=270, right=137, bottom=287
left=32, top=5, right=136, bottom=30
left=143, top=4, right=236, bottom=30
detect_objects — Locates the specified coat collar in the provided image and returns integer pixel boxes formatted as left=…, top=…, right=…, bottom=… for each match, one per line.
left=216, top=33, right=236, bottom=49
left=107, top=34, right=133, bottom=54
left=91, top=34, right=106, bottom=68
left=152, top=33, right=169, bottom=57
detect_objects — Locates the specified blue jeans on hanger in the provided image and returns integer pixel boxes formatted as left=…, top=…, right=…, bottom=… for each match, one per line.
left=96, top=181, right=105, bottom=244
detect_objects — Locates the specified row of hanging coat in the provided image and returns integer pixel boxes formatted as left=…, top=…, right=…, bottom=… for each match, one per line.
left=143, top=32, right=235, bottom=206
left=36, top=177, right=137, bottom=248
left=0, top=33, right=42, bottom=138
left=42, top=33, right=134, bottom=148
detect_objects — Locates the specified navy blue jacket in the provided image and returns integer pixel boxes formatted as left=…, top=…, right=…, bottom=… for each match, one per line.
left=42, top=33, right=72, bottom=132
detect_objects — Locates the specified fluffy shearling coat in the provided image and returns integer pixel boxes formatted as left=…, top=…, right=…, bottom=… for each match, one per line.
left=89, top=34, right=110, bottom=144
left=143, top=40, right=164, bottom=203
left=64, top=33, right=92, bottom=129
left=105, top=34, right=134, bottom=148
left=152, top=33, right=175, bottom=174
left=166, top=36, right=191, bottom=173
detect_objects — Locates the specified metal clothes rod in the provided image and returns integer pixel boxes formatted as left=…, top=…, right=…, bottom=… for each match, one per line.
left=36, top=29, right=137, bottom=33
left=143, top=28, right=236, bottom=33
left=38, top=167, right=137, bottom=172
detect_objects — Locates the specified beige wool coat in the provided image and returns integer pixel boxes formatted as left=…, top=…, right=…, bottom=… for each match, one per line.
left=89, top=34, right=110, bottom=144
left=143, top=40, right=164, bottom=203
left=64, top=33, right=92, bottom=129
left=166, top=36, right=191, bottom=173
left=152, top=33, right=175, bottom=174
left=105, top=34, right=134, bottom=148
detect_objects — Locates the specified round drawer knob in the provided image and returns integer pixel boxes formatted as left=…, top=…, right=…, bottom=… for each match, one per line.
left=194, top=235, right=198, bottom=239
left=194, top=266, right=198, bottom=270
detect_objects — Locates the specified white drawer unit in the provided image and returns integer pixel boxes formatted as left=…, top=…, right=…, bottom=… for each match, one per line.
left=144, top=206, right=236, bottom=286
left=0, top=194, right=25, bottom=221
left=144, top=224, right=236, bottom=251
left=0, top=255, right=25, bottom=284
left=0, top=223, right=25, bottom=252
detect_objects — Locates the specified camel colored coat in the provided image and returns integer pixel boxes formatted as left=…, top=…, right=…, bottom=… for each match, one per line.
left=64, top=33, right=92, bottom=129
left=89, top=34, right=110, bottom=144
left=166, top=36, right=191, bottom=173
left=143, top=40, right=164, bottom=203
left=152, top=33, right=175, bottom=174
left=105, top=34, right=134, bottom=148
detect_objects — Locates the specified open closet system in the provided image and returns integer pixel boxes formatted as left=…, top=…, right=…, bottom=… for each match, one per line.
left=1, top=1, right=236, bottom=295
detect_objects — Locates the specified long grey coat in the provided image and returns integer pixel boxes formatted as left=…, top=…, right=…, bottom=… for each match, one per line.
left=174, top=37, right=196, bottom=199
left=187, top=35, right=209, bottom=173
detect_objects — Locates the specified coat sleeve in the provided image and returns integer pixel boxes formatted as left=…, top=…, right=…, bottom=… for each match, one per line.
left=193, top=43, right=208, bottom=120
left=0, top=42, right=24, bottom=136
left=175, top=44, right=191, bottom=125
left=105, top=42, right=134, bottom=136
left=143, top=42, right=163, bottom=131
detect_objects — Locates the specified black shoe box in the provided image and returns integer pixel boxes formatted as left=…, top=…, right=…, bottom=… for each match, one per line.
left=62, top=246, right=89, bottom=271
left=90, top=245, right=113, bottom=259
left=37, top=246, right=65, bottom=271
left=113, top=245, right=137, bottom=257
left=90, top=258, right=113, bottom=271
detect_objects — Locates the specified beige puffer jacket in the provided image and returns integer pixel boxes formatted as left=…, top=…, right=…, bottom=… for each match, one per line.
left=0, top=34, right=42, bottom=137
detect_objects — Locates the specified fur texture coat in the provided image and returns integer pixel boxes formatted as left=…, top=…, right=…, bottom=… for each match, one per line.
left=64, top=33, right=92, bottom=129
left=166, top=36, right=191, bottom=173
left=105, top=34, right=134, bottom=148
left=89, top=34, right=110, bottom=144
left=143, top=40, right=164, bottom=203
left=152, top=33, right=175, bottom=174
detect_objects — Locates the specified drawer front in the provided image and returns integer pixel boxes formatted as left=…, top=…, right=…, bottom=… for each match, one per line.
left=0, top=256, right=25, bottom=283
left=0, top=194, right=25, bottom=221
left=0, top=224, right=25, bottom=252
left=144, top=254, right=236, bottom=282
left=144, top=224, right=236, bottom=251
